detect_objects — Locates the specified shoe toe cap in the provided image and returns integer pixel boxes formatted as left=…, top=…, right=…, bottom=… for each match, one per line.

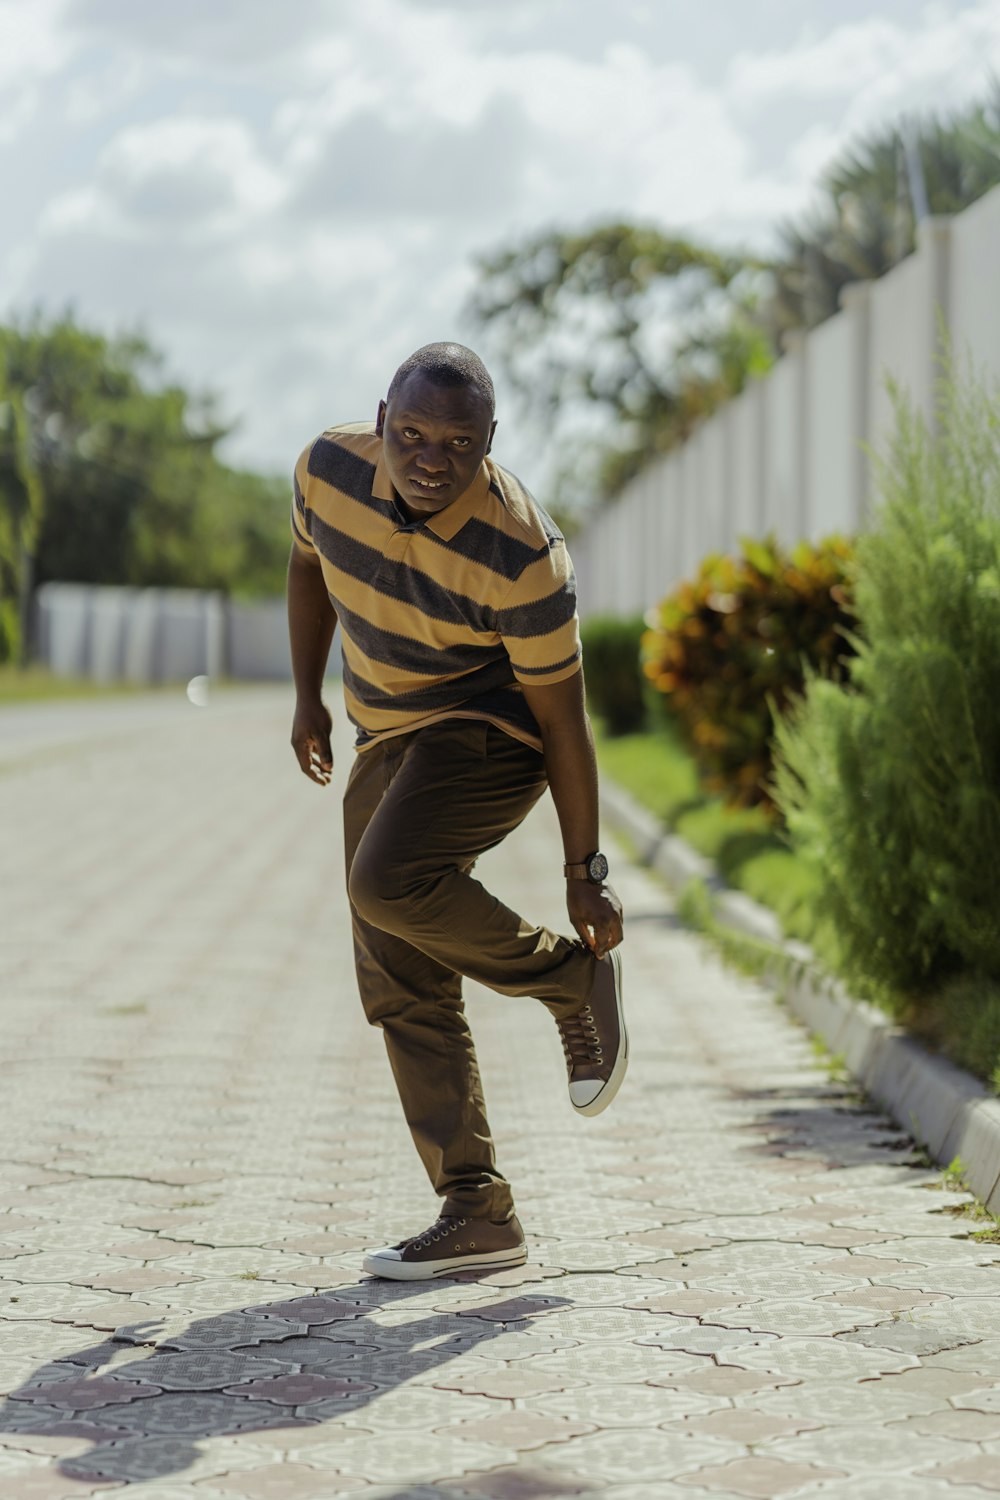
left=569, top=1079, right=605, bottom=1109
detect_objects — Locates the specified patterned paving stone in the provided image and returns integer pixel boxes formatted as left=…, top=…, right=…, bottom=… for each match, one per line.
left=637, top=1325, right=778, bottom=1357
left=922, top=1342, right=1000, bottom=1375
left=525, top=1383, right=722, bottom=1427
left=526, top=1345, right=708, bottom=1384
left=953, top=1388, right=1000, bottom=1413
left=925, top=1455, right=1000, bottom=1491
left=657, top=1367, right=801, bottom=1398
left=722, top=1299, right=885, bottom=1336
left=286, top=1429, right=513, bottom=1484
left=0, top=1473, right=107, bottom=1499
left=211, top=1463, right=370, bottom=1498
left=10, top=1375, right=163, bottom=1410
left=432, top=1368, right=586, bottom=1399
left=750, top=1379, right=947, bottom=1425
left=892, top=1408, right=1000, bottom=1441
left=730, top=1335, right=919, bottom=1378
left=673, top=1455, right=846, bottom=1494
left=765, top=1425, right=967, bottom=1473
left=671, top=1408, right=820, bottom=1443
left=836, top=1324, right=980, bottom=1357
left=7, top=691, right=1000, bottom=1497
left=547, top=1429, right=733, bottom=1483
left=442, top=1466, right=592, bottom=1500
left=457, top=1295, right=568, bottom=1325
left=444, top=1411, right=597, bottom=1449
left=127, top=1351, right=285, bottom=1391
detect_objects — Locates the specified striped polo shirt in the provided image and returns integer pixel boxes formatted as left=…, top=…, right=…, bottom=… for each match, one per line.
left=291, top=422, right=581, bottom=752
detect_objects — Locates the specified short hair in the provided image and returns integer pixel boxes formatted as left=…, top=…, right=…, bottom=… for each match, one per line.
left=386, top=342, right=495, bottom=417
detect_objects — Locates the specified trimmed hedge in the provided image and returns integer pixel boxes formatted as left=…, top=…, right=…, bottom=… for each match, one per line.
left=771, top=358, right=1000, bottom=1023
left=580, top=614, right=647, bottom=735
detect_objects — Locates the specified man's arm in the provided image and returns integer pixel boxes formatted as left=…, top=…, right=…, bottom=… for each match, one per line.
left=287, top=543, right=337, bottom=786
left=521, top=671, right=624, bottom=959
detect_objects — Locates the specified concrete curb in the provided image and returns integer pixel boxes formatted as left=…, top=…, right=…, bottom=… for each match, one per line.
left=601, top=778, right=1000, bottom=1215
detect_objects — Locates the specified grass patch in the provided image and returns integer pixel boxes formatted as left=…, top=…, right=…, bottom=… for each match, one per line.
left=595, top=720, right=823, bottom=948
left=0, top=665, right=166, bottom=705
left=595, top=717, right=999, bottom=1090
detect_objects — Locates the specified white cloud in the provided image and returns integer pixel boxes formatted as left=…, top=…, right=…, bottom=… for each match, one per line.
left=0, top=0, right=73, bottom=143
left=42, top=115, right=286, bottom=242
left=2, top=0, right=999, bottom=490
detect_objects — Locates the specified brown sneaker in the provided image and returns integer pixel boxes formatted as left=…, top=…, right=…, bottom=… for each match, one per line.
left=362, top=1213, right=527, bottom=1281
left=556, top=948, right=627, bottom=1117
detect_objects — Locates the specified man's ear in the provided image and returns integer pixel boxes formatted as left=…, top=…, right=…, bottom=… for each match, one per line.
left=485, top=418, right=497, bottom=455
left=375, top=399, right=387, bottom=437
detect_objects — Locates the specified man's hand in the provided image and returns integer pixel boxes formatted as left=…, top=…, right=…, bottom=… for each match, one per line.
left=567, top=881, right=623, bottom=960
left=291, top=698, right=333, bottom=786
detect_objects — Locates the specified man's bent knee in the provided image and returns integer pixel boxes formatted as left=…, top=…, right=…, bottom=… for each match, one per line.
left=349, top=844, right=435, bottom=937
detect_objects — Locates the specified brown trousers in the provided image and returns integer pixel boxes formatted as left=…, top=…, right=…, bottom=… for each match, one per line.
left=343, top=718, right=596, bottom=1222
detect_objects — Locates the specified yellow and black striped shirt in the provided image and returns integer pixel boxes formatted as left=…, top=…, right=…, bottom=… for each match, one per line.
left=291, top=423, right=581, bottom=752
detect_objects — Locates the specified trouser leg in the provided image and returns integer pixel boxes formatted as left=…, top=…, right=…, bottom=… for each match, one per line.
left=348, top=722, right=595, bottom=1015
left=344, top=729, right=514, bottom=1221
left=344, top=719, right=596, bottom=1221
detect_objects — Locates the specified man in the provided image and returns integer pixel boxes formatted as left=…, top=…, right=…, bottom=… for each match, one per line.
left=287, top=342, right=625, bottom=1281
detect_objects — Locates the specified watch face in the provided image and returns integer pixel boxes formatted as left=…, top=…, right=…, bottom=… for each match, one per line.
left=587, top=852, right=609, bottom=883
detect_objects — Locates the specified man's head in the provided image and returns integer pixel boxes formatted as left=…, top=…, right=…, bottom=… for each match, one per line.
left=376, top=342, right=497, bottom=519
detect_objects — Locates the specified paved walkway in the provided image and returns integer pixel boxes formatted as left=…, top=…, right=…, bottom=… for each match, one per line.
left=2, top=685, right=1000, bottom=1500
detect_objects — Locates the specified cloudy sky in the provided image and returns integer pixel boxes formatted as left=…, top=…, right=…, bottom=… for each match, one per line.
left=3, top=0, right=1000, bottom=488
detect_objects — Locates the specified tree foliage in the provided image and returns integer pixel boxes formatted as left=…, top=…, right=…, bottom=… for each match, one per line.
left=469, top=83, right=1000, bottom=507
left=769, top=80, right=1000, bottom=338
left=468, top=224, right=773, bottom=502
left=0, top=313, right=290, bottom=662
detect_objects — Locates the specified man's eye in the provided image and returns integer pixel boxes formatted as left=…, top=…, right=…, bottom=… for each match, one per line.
left=402, top=427, right=420, bottom=439
left=451, top=437, right=471, bottom=448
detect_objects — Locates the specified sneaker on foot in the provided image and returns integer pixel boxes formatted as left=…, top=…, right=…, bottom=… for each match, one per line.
left=362, top=1213, right=526, bottom=1280
left=556, top=947, right=627, bottom=1117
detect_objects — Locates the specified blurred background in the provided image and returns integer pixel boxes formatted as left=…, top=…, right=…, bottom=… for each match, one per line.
left=2, top=0, right=1000, bottom=684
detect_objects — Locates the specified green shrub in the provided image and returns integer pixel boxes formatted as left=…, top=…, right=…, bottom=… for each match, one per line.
left=771, top=354, right=1000, bottom=1012
left=581, top=614, right=647, bottom=735
left=642, top=532, right=856, bottom=809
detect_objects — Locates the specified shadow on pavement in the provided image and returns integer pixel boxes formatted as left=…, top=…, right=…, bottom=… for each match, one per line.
left=1, top=1279, right=581, bottom=1489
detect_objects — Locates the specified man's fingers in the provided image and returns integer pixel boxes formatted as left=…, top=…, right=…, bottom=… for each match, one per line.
left=293, top=734, right=332, bottom=785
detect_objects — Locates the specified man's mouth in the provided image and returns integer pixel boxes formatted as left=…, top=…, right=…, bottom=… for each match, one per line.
left=410, top=477, right=449, bottom=493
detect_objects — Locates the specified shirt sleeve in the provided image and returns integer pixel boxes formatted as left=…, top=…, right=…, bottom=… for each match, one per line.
left=496, top=538, right=582, bottom=686
left=290, top=441, right=316, bottom=554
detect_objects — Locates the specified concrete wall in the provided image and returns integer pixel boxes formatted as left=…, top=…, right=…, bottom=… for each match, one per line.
left=34, top=584, right=294, bottom=684
left=574, top=183, right=1000, bottom=618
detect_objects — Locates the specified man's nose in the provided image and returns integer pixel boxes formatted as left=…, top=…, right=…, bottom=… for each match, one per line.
left=415, top=446, right=447, bottom=472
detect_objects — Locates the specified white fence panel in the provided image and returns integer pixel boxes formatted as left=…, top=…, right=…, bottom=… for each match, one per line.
left=573, top=184, right=1000, bottom=620
left=949, top=187, right=1000, bottom=382
left=761, top=337, right=805, bottom=547
left=730, top=383, right=764, bottom=542
left=806, top=294, right=865, bottom=539
left=868, top=218, right=951, bottom=458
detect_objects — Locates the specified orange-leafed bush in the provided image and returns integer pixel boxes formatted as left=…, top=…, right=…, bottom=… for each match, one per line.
left=642, top=533, right=857, bottom=810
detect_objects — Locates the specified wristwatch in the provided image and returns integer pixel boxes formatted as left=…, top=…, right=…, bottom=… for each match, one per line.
left=564, top=851, right=609, bottom=884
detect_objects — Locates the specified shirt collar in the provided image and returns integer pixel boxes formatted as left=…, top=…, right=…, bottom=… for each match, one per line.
left=371, top=451, right=491, bottom=542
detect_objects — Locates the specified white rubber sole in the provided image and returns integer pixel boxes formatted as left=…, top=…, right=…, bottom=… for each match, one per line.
left=362, top=1244, right=528, bottom=1281
left=572, top=947, right=628, bottom=1118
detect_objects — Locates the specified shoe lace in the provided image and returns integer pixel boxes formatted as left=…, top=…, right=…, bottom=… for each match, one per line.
left=402, top=1215, right=468, bottom=1251
left=555, top=1004, right=603, bottom=1069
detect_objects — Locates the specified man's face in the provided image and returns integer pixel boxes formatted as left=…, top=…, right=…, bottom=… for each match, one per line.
left=376, top=371, right=497, bottom=519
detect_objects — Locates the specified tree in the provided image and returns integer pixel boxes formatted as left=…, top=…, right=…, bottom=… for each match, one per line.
left=0, top=312, right=290, bottom=663
left=468, top=83, right=1000, bottom=510
left=767, top=81, right=1000, bottom=339
left=468, top=224, right=774, bottom=505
